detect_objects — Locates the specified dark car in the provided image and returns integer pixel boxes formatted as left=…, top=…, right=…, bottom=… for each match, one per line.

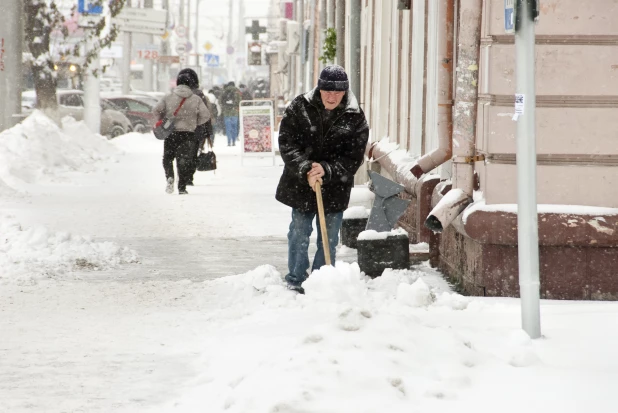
left=104, top=95, right=156, bottom=133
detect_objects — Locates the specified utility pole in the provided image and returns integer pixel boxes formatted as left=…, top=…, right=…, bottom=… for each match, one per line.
left=143, top=0, right=154, bottom=91
left=335, top=0, right=345, bottom=66
left=159, top=0, right=170, bottom=92
left=349, top=0, right=361, bottom=97
left=227, top=0, right=234, bottom=81
left=307, top=0, right=316, bottom=88
left=0, top=0, right=23, bottom=132
left=319, top=0, right=327, bottom=72
left=122, top=31, right=132, bottom=94
left=327, top=0, right=335, bottom=29
left=83, top=36, right=101, bottom=134
left=297, top=0, right=305, bottom=94
left=186, top=0, right=191, bottom=69
left=515, top=0, right=541, bottom=339
left=195, top=0, right=201, bottom=76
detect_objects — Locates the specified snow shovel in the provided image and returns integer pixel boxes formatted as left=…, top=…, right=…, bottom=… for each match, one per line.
left=315, top=181, right=332, bottom=266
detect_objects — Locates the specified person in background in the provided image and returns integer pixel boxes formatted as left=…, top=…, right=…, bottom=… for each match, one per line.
left=220, top=81, right=242, bottom=146
left=211, top=86, right=225, bottom=135
left=239, top=83, right=253, bottom=101
left=153, top=70, right=210, bottom=195
left=170, top=69, right=214, bottom=187
left=275, top=65, right=369, bottom=293
left=206, top=89, right=221, bottom=142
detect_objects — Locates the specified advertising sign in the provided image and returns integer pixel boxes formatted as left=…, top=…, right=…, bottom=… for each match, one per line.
left=239, top=102, right=275, bottom=165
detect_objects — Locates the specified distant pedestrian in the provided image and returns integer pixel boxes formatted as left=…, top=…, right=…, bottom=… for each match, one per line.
left=239, top=83, right=253, bottom=101
left=211, top=86, right=225, bottom=135
left=170, top=69, right=214, bottom=186
left=220, top=81, right=242, bottom=146
left=276, top=65, right=369, bottom=293
left=153, top=70, right=210, bottom=195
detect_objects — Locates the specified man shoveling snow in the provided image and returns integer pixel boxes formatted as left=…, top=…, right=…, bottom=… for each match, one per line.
left=276, top=65, right=369, bottom=293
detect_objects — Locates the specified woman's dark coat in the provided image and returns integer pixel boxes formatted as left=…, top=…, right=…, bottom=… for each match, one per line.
left=276, top=89, right=369, bottom=213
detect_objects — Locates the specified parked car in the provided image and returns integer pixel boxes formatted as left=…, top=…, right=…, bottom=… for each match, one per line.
left=21, top=89, right=132, bottom=138
left=104, top=95, right=156, bottom=133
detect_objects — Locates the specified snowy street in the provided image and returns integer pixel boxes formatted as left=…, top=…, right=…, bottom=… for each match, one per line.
left=1, top=116, right=618, bottom=413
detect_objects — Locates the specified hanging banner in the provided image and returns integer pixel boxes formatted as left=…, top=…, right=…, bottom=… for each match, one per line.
left=239, top=101, right=275, bottom=165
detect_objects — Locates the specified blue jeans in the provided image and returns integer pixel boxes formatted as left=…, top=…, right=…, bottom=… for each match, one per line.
left=224, top=116, right=239, bottom=145
left=286, top=209, right=344, bottom=286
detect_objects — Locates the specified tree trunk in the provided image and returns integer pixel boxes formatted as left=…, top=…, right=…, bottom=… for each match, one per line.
left=24, top=0, right=59, bottom=111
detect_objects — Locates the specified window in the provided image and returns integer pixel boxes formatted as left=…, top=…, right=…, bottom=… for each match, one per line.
left=59, top=94, right=83, bottom=107
left=126, top=100, right=152, bottom=112
left=101, top=100, right=121, bottom=111
left=110, top=99, right=129, bottom=110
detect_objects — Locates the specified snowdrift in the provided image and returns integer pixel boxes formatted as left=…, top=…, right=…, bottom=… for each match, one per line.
left=0, top=111, right=119, bottom=192
left=149, top=264, right=548, bottom=413
left=0, top=215, right=139, bottom=283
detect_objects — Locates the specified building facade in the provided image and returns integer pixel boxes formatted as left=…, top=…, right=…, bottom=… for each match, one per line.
left=272, top=0, right=618, bottom=300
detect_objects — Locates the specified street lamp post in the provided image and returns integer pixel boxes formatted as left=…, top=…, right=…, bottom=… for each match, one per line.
left=515, top=0, right=541, bottom=339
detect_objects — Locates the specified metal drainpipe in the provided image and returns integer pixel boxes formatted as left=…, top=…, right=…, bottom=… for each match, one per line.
left=424, top=0, right=483, bottom=232
left=411, top=0, right=454, bottom=177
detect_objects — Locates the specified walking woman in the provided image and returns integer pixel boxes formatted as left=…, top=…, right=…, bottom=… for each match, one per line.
left=153, top=71, right=210, bottom=195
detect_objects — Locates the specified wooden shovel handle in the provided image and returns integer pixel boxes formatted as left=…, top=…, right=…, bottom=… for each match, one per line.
left=315, top=182, right=332, bottom=266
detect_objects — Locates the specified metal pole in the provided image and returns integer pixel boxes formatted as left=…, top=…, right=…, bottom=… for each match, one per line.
left=515, top=0, right=541, bottom=339
left=307, top=0, right=316, bottom=88
left=349, top=0, right=361, bottom=98
left=186, top=0, right=191, bottom=68
left=335, top=0, right=345, bottom=66
left=143, top=0, right=154, bottom=91
left=227, top=0, right=234, bottom=81
left=159, top=0, right=170, bottom=92
left=195, top=0, right=201, bottom=76
left=298, top=0, right=305, bottom=94
left=319, top=0, right=327, bottom=72
left=122, top=31, right=132, bottom=94
left=83, top=35, right=101, bottom=134
left=327, top=0, right=335, bottom=29
left=0, top=0, right=23, bottom=131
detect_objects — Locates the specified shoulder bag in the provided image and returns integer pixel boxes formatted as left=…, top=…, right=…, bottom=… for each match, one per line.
left=153, top=97, right=188, bottom=140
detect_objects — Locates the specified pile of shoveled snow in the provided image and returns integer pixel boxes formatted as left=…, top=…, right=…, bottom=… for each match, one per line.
left=0, top=111, right=119, bottom=192
left=0, top=216, right=138, bottom=283
left=149, top=263, right=542, bottom=413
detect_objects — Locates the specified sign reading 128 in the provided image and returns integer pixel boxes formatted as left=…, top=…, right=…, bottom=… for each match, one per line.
left=78, top=0, right=103, bottom=14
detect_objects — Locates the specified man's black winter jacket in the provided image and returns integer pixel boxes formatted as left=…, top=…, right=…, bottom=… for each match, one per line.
left=276, top=89, right=369, bottom=213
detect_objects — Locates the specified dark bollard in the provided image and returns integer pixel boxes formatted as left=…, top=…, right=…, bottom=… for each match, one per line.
left=341, top=217, right=368, bottom=249
left=357, top=232, right=410, bottom=278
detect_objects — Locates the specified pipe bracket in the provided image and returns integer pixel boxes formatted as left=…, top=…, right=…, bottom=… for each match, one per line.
left=452, top=154, right=485, bottom=164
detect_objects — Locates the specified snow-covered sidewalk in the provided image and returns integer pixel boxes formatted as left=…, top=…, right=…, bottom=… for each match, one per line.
left=1, top=114, right=617, bottom=413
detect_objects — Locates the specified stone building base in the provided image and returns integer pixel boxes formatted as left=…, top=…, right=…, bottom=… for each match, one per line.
left=435, top=212, right=618, bottom=300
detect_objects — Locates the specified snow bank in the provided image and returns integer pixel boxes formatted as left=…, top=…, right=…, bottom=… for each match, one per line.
left=151, top=263, right=497, bottom=413
left=111, top=131, right=163, bottom=154
left=0, top=216, right=139, bottom=283
left=0, top=111, right=119, bottom=192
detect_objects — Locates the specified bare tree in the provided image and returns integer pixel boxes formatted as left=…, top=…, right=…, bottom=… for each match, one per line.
left=23, top=0, right=126, bottom=112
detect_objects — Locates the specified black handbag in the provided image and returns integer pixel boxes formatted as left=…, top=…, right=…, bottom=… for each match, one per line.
left=197, top=151, right=217, bottom=171
left=153, top=97, right=187, bottom=140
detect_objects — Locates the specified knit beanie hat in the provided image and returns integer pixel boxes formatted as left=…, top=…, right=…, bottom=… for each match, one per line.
left=177, top=68, right=199, bottom=89
left=317, top=65, right=349, bottom=91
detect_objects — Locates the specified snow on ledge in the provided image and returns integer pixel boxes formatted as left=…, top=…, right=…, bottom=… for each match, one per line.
left=358, top=228, right=408, bottom=241
left=463, top=200, right=618, bottom=224
left=343, top=206, right=370, bottom=219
